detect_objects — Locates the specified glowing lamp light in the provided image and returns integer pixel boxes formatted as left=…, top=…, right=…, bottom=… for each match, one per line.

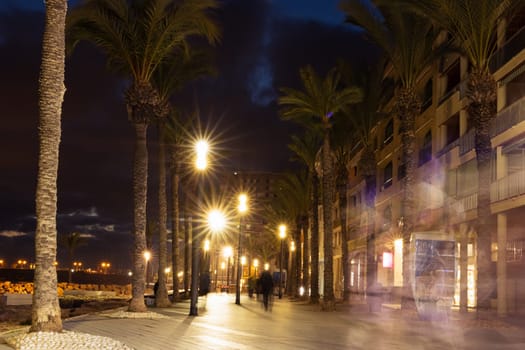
left=238, top=193, right=248, bottom=213
left=279, top=224, right=286, bottom=239
left=143, top=251, right=151, bottom=262
left=208, top=210, right=226, bottom=233
left=195, top=140, right=209, bottom=170
left=383, top=252, right=393, bottom=268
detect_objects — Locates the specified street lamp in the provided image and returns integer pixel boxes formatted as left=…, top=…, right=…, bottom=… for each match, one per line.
left=223, top=246, right=233, bottom=291
left=278, top=224, right=286, bottom=299
left=253, top=259, right=259, bottom=277
left=190, top=139, right=209, bottom=316
left=236, top=193, right=248, bottom=305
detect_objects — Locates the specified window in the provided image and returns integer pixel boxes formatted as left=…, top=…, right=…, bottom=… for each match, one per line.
left=384, top=119, right=393, bottom=145
left=507, top=240, right=524, bottom=262
left=419, top=130, right=432, bottom=165
left=444, top=112, right=460, bottom=146
left=457, top=160, right=477, bottom=197
left=446, top=169, right=457, bottom=197
left=421, top=79, right=432, bottom=111
left=383, top=206, right=392, bottom=229
left=383, top=162, right=393, bottom=189
left=445, top=59, right=460, bottom=92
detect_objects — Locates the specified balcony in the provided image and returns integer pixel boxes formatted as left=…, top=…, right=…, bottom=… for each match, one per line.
left=457, top=96, right=525, bottom=156
left=489, top=26, right=525, bottom=73
left=491, top=96, right=525, bottom=136
left=491, top=170, right=525, bottom=202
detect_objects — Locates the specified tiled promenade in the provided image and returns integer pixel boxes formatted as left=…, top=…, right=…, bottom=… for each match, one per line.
left=1, top=293, right=525, bottom=349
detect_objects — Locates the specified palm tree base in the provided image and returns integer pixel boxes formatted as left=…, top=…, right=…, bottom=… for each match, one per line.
left=320, top=298, right=336, bottom=311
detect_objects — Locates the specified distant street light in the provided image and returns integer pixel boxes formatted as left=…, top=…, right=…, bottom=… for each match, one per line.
left=143, top=251, right=151, bottom=287
left=236, top=193, right=248, bottom=305
left=278, top=224, right=286, bottom=299
left=253, top=259, right=259, bottom=277
left=223, top=246, right=233, bottom=291
left=207, top=209, right=227, bottom=292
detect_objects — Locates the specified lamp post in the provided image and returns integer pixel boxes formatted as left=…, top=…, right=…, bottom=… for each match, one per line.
left=207, top=209, right=227, bottom=293
left=223, top=246, right=233, bottom=291
left=236, top=193, right=248, bottom=305
left=190, top=139, right=209, bottom=316
left=278, top=224, right=286, bottom=299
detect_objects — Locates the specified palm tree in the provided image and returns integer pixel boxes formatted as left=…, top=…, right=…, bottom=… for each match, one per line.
left=165, top=113, right=195, bottom=302
left=31, top=0, right=67, bottom=333
left=60, top=232, right=88, bottom=283
left=279, top=65, right=362, bottom=310
left=288, top=131, right=323, bottom=302
left=273, top=171, right=310, bottom=297
left=340, top=0, right=439, bottom=308
left=330, top=117, right=357, bottom=303
left=67, top=0, right=220, bottom=312
left=152, top=49, right=216, bottom=307
left=396, top=0, right=525, bottom=316
left=338, top=57, right=391, bottom=300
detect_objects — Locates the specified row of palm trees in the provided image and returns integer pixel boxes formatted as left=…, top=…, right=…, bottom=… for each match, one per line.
left=268, top=0, right=524, bottom=314
left=33, top=0, right=221, bottom=332
left=31, top=0, right=524, bottom=333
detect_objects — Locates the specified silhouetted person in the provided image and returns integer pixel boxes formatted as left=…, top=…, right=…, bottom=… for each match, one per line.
left=199, top=272, right=210, bottom=296
left=260, top=270, right=274, bottom=311
left=153, top=281, right=159, bottom=297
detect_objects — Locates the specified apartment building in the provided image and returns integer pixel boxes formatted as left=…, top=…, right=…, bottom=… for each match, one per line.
left=340, top=10, right=525, bottom=315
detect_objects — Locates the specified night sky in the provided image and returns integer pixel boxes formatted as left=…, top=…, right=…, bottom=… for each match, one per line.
left=0, top=0, right=375, bottom=270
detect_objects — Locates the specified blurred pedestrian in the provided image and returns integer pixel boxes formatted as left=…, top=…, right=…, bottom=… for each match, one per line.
left=153, top=280, right=159, bottom=297
left=199, top=272, right=210, bottom=296
left=260, top=270, right=274, bottom=311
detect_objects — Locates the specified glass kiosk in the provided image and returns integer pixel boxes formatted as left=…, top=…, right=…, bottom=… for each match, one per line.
left=410, top=231, right=456, bottom=321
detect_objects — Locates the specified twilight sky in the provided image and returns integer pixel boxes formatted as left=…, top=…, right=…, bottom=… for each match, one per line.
left=0, top=0, right=375, bottom=270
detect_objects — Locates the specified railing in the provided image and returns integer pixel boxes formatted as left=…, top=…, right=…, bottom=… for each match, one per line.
left=458, top=192, right=477, bottom=212
left=456, top=96, right=525, bottom=156
left=491, top=170, right=525, bottom=202
left=459, top=128, right=475, bottom=155
left=438, top=83, right=460, bottom=105
left=491, top=97, right=525, bottom=137
left=489, top=26, right=525, bottom=73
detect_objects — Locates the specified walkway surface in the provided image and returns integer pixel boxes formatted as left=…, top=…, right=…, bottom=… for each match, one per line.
left=2, top=293, right=525, bottom=349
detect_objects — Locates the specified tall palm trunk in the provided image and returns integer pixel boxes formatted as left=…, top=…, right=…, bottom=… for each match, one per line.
left=292, top=219, right=301, bottom=297
left=397, top=87, right=420, bottom=309
left=184, top=201, right=191, bottom=295
left=337, top=178, right=350, bottom=303
left=361, top=146, right=377, bottom=291
left=170, top=145, right=181, bottom=302
left=302, top=215, right=310, bottom=300
left=129, top=122, right=148, bottom=312
left=468, top=68, right=497, bottom=313
left=31, top=0, right=66, bottom=332
left=321, top=134, right=336, bottom=310
left=156, top=126, right=170, bottom=307
left=310, top=172, right=321, bottom=304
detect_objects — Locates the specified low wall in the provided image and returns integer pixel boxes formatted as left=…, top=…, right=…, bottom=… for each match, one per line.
left=0, top=281, right=131, bottom=299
